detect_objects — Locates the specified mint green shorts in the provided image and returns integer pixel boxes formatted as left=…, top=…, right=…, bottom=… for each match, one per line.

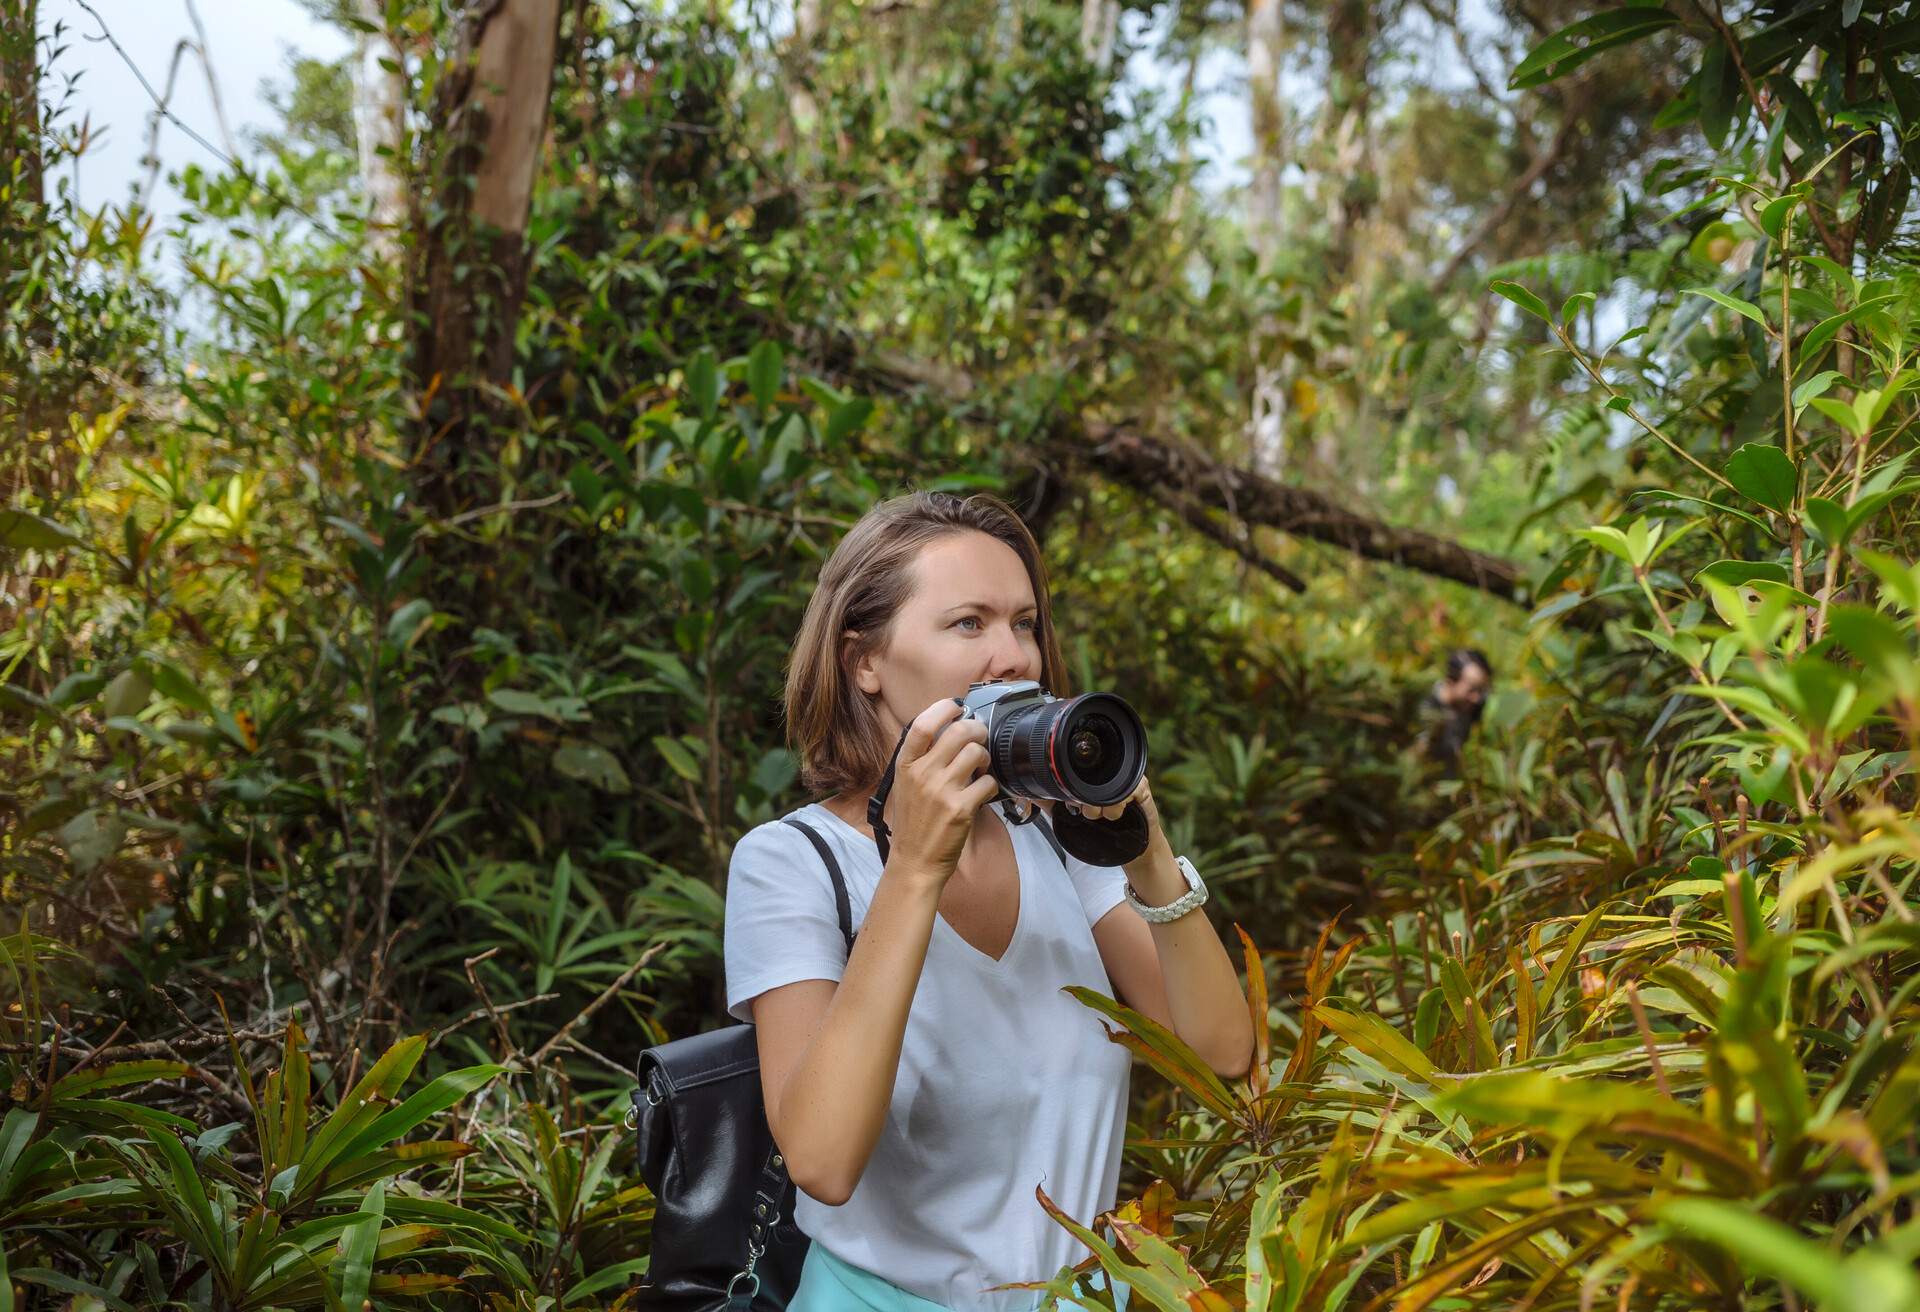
left=791, top=1241, right=1131, bottom=1311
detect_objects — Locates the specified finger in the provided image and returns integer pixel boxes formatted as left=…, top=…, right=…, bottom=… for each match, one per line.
left=900, top=698, right=965, bottom=764
left=924, top=715, right=988, bottom=771
left=959, top=771, right=1000, bottom=811
left=944, top=740, right=991, bottom=782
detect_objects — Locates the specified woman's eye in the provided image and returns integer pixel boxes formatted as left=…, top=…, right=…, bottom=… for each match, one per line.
left=954, top=616, right=980, bottom=630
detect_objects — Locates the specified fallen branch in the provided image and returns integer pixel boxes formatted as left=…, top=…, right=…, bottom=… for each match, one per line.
left=792, top=319, right=1541, bottom=609
left=1071, top=422, right=1529, bottom=603
left=1141, top=481, right=1308, bottom=594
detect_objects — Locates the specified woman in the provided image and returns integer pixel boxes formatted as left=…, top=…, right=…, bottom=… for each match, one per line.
left=723, top=491, right=1255, bottom=1311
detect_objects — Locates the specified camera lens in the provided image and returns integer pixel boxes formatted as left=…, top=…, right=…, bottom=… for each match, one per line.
left=985, top=690, right=1145, bottom=807
left=1068, top=715, right=1121, bottom=786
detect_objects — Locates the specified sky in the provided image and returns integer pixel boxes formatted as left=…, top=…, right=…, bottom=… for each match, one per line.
left=38, top=0, right=350, bottom=227
left=35, top=0, right=1504, bottom=241
left=39, top=0, right=1268, bottom=227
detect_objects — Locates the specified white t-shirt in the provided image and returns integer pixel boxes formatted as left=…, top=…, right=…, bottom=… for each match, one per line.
left=723, top=800, right=1134, bottom=1310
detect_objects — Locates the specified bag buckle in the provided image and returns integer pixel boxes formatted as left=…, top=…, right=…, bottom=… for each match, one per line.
left=726, top=1233, right=767, bottom=1307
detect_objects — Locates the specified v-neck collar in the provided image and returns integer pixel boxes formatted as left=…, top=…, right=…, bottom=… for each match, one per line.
left=805, top=802, right=1028, bottom=967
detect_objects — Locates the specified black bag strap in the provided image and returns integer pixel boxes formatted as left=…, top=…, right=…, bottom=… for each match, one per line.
left=781, top=818, right=855, bottom=952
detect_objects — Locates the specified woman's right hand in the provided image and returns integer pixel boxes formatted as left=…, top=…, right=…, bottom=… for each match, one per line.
left=880, top=698, right=999, bottom=887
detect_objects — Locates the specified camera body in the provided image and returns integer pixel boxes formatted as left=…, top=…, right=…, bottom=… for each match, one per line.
left=953, top=679, right=1146, bottom=809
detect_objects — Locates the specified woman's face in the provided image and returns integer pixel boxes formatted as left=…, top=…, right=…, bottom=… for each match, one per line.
left=850, top=530, right=1044, bottom=736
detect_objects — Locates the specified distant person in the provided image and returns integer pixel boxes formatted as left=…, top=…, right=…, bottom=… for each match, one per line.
left=1420, top=648, right=1493, bottom=770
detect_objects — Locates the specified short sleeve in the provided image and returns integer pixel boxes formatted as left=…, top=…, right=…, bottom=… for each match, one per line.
left=1062, top=850, right=1130, bottom=928
left=723, top=820, right=851, bottom=1023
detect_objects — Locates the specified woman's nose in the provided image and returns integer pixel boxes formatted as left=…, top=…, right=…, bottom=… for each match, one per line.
left=987, top=625, right=1029, bottom=679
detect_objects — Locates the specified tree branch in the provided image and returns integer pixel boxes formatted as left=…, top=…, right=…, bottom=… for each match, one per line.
left=1068, top=423, right=1528, bottom=603
left=1140, top=480, right=1308, bottom=593
left=790, top=319, right=1539, bottom=609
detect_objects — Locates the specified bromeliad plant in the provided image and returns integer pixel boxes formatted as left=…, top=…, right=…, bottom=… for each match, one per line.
left=3, top=920, right=657, bottom=1309
left=1, top=983, right=510, bottom=1309
left=1026, top=3, right=1920, bottom=1307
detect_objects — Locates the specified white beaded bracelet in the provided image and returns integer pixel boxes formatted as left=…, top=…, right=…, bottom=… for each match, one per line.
left=1124, top=855, right=1209, bottom=924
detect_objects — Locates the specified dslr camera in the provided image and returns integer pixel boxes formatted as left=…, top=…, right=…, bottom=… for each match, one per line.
left=953, top=679, right=1147, bottom=809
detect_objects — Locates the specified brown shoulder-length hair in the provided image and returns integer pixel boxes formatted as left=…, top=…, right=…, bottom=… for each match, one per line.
left=785, top=490, right=1070, bottom=799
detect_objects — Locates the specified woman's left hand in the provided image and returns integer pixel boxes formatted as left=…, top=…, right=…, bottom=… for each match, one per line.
left=1063, top=774, right=1162, bottom=837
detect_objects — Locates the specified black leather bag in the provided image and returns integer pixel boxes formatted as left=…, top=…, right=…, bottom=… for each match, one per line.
left=631, top=818, right=854, bottom=1311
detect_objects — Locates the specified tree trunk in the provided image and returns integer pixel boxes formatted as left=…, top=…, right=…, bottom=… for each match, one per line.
left=1246, top=0, right=1287, bottom=477
left=1081, top=0, right=1120, bottom=73
left=2, top=0, right=42, bottom=215
left=409, top=0, right=564, bottom=516
left=785, top=0, right=823, bottom=145
left=350, top=0, right=408, bottom=258
left=1322, top=0, right=1375, bottom=274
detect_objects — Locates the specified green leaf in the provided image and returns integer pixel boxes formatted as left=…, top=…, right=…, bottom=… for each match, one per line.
left=1627, top=489, right=1778, bottom=538
left=384, top=598, right=434, bottom=650
left=1695, top=558, right=1789, bottom=588
left=1804, top=496, right=1849, bottom=547
left=823, top=396, right=874, bottom=446
left=1802, top=311, right=1853, bottom=359
left=1657, top=1200, right=1848, bottom=1305
left=1684, top=288, right=1770, bottom=331
left=1065, top=986, right=1242, bottom=1119
left=1560, top=291, right=1597, bottom=324
left=50, top=670, right=108, bottom=707
left=147, top=659, right=212, bottom=713
left=1312, top=1001, right=1437, bottom=1082
left=1790, top=370, right=1845, bottom=412
left=486, top=689, right=589, bottom=723
left=57, top=809, right=127, bottom=876
left=1808, top=396, right=1866, bottom=436
left=333, top=1065, right=506, bottom=1167
left=1722, top=443, right=1797, bottom=513
left=334, top=1179, right=386, bottom=1311
left=565, top=1259, right=652, bottom=1303
left=301, top=1035, right=428, bottom=1190
left=1539, top=904, right=1608, bottom=1012
left=1509, top=7, right=1680, bottom=90
left=686, top=349, right=721, bottom=421
left=50, top=1061, right=188, bottom=1102
left=1573, top=526, right=1634, bottom=563
left=1759, top=191, right=1801, bottom=240
left=1827, top=605, right=1920, bottom=700
left=0, top=511, right=86, bottom=551
left=750, top=747, right=798, bottom=799
left=1856, top=550, right=1920, bottom=611
left=1489, top=280, right=1551, bottom=321
left=652, top=735, right=702, bottom=783
left=552, top=739, right=632, bottom=793
left=746, top=340, right=783, bottom=410
left=101, top=668, right=153, bottom=720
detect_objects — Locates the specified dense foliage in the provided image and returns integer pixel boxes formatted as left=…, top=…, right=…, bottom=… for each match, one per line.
left=3, top=0, right=1917, bottom=1308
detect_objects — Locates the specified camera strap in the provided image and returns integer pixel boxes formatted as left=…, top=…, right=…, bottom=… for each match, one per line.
left=865, top=725, right=912, bottom=866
